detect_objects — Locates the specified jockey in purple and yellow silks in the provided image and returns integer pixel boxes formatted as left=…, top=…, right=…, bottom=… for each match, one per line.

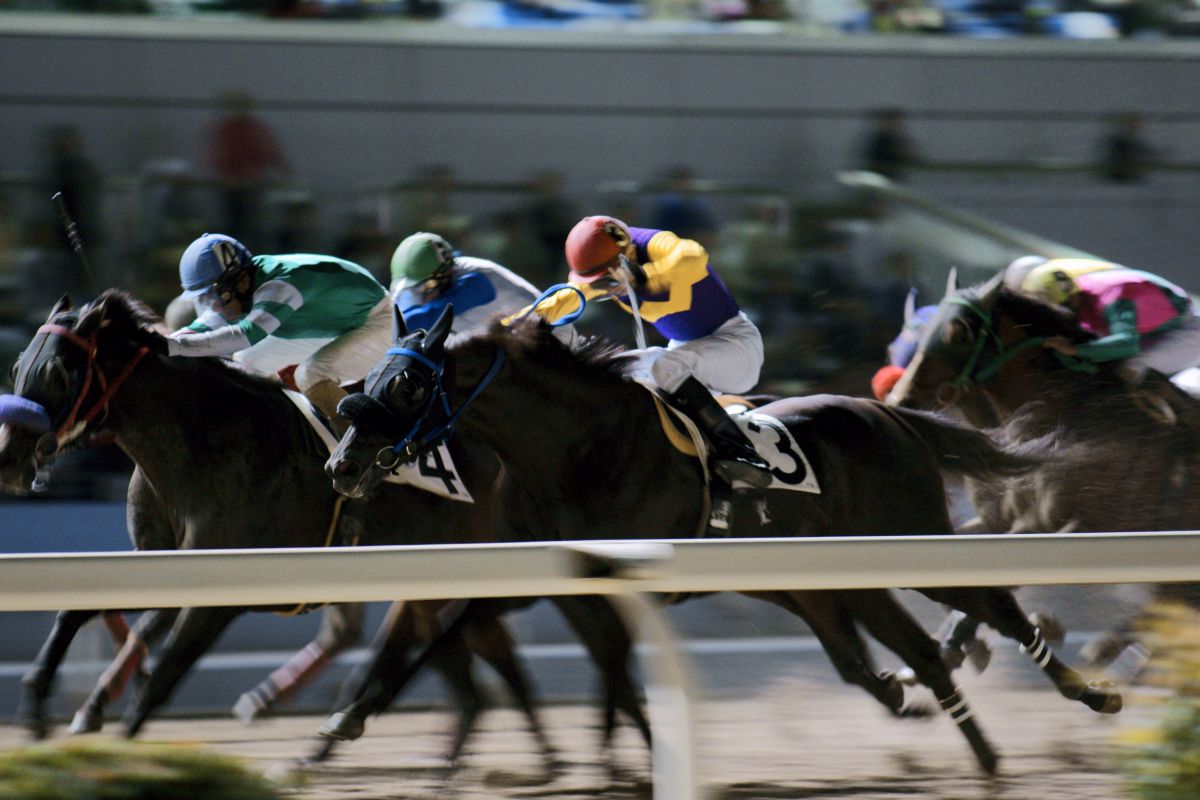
left=1007, top=256, right=1200, bottom=384
left=507, top=215, right=770, bottom=487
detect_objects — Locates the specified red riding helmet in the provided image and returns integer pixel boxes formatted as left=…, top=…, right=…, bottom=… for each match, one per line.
left=565, top=216, right=631, bottom=284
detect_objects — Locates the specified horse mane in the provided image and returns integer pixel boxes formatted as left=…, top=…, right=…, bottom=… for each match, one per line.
left=471, top=318, right=634, bottom=385
left=992, top=287, right=1092, bottom=342
left=90, top=289, right=286, bottom=398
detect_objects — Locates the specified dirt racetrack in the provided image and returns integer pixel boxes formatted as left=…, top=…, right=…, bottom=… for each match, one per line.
left=0, top=660, right=1143, bottom=799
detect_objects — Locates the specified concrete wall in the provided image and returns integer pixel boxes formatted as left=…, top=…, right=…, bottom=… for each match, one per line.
left=2, top=19, right=1200, bottom=282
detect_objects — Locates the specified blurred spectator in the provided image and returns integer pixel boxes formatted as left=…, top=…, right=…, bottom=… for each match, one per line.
left=475, top=208, right=554, bottom=287
left=13, top=220, right=87, bottom=326
left=334, top=211, right=393, bottom=285
left=401, top=164, right=472, bottom=243
left=520, top=168, right=576, bottom=288
left=273, top=194, right=319, bottom=252
left=43, top=125, right=104, bottom=252
left=861, top=108, right=920, bottom=182
left=647, top=165, right=719, bottom=250
left=1099, top=111, right=1157, bottom=183
left=0, top=192, right=21, bottom=325
left=205, top=90, right=289, bottom=249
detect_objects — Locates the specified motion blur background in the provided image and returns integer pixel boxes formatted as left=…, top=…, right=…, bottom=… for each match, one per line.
left=0, top=8, right=1195, bottom=720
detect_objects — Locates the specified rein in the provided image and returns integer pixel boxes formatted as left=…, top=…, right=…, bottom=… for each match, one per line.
left=33, top=323, right=150, bottom=446
left=376, top=345, right=506, bottom=469
left=946, top=297, right=1094, bottom=389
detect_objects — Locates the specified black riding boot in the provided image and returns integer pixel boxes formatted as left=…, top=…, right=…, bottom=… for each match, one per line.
left=667, top=377, right=772, bottom=488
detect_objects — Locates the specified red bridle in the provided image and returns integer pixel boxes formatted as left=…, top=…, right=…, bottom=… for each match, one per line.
left=35, top=323, right=150, bottom=444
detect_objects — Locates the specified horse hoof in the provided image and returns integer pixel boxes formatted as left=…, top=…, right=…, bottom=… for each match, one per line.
left=939, top=643, right=967, bottom=672
left=878, top=671, right=907, bottom=713
left=24, top=716, right=50, bottom=741
left=318, top=712, right=365, bottom=741
left=1082, top=682, right=1123, bottom=715
left=964, top=639, right=993, bottom=674
left=232, top=692, right=270, bottom=725
left=892, top=667, right=919, bottom=686
left=68, top=707, right=103, bottom=735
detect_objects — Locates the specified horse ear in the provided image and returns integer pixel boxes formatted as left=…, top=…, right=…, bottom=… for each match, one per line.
left=47, top=295, right=73, bottom=321
left=944, top=267, right=959, bottom=298
left=422, top=304, right=454, bottom=358
left=392, top=303, right=408, bottom=343
left=978, top=269, right=1006, bottom=305
left=904, top=287, right=917, bottom=325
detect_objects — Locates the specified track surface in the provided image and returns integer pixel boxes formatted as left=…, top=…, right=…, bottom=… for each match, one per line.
left=0, top=660, right=1143, bottom=799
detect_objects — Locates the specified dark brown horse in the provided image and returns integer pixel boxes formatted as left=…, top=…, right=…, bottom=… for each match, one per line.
left=887, top=269, right=1200, bottom=667
left=321, top=306, right=1122, bottom=776
left=0, top=291, right=644, bottom=769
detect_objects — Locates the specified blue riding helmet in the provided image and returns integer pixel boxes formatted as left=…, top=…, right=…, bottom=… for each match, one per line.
left=179, top=233, right=253, bottom=297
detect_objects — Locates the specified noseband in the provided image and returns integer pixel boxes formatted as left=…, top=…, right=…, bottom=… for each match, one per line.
left=351, top=344, right=505, bottom=470
left=23, top=323, right=150, bottom=446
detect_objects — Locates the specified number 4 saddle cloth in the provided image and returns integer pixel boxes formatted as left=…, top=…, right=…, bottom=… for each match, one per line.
left=651, top=392, right=821, bottom=495
left=285, top=389, right=475, bottom=504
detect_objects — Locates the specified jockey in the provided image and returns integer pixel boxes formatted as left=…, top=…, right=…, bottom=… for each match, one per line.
left=1008, top=256, right=1200, bottom=384
left=508, top=215, right=770, bottom=487
left=167, top=233, right=392, bottom=433
left=390, top=231, right=573, bottom=343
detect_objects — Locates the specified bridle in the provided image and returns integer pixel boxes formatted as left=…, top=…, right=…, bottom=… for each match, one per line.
left=17, top=321, right=150, bottom=448
left=347, top=342, right=505, bottom=473
left=944, top=296, right=1052, bottom=391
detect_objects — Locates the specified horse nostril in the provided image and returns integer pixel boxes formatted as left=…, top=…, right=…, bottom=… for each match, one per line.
left=332, top=458, right=360, bottom=478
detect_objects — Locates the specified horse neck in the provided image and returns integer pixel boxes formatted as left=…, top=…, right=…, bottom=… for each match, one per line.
left=448, top=349, right=702, bottom=536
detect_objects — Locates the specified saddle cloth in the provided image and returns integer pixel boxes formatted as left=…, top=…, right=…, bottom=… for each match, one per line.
left=284, top=389, right=475, bottom=504
left=652, top=390, right=821, bottom=494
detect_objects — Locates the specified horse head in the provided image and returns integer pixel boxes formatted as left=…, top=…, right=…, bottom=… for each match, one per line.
left=326, top=304, right=459, bottom=498
left=886, top=268, right=1007, bottom=423
left=0, top=291, right=165, bottom=493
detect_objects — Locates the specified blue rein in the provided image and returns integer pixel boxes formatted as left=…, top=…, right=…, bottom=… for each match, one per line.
left=385, top=345, right=506, bottom=458
left=510, top=283, right=587, bottom=327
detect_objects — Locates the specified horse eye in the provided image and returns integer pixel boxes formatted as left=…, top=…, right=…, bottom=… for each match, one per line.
left=410, top=383, right=427, bottom=403
left=943, top=319, right=973, bottom=348
left=386, top=374, right=412, bottom=406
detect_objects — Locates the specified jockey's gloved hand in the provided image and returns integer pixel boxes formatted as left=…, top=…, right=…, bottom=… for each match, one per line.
left=140, top=331, right=171, bottom=357
left=612, top=255, right=647, bottom=289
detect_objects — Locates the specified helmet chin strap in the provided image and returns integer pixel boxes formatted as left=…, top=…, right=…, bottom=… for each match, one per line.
left=615, top=269, right=649, bottom=350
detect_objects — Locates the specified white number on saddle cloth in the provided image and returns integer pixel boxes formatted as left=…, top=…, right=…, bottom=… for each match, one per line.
left=284, top=389, right=474, bottom=504
left=732, top=411, right=821, bottom=494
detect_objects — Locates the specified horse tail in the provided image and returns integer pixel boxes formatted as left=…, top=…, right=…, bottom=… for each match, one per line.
left=885, top=405, right=1036, bottom=481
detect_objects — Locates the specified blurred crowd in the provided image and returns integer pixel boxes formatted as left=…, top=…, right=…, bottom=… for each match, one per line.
left=4, top=0, right=1200, bottom=38
left=0, top=95, right=1169, bottom=498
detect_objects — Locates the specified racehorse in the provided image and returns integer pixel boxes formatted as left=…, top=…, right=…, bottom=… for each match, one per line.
left=0, top=291, right=645, bottom=769
left=321, top=306, right=1122, bottom=775
left=886, top=269, right=1200, bottom=666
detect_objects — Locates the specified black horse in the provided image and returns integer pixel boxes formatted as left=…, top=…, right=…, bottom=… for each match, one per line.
left=321, top=306, right=1122, bottom=776
left=887, top=268, right=1200, bottom=668
left=0, top=291, right=644, bottom=769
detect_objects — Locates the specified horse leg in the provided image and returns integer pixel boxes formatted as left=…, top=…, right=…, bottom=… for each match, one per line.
left=463, top=613, right=560, bottom=775
left=234, top=602, right=365, bottom=723
left=320, top=599, right=482, bottom=743
left=122, top=606, right=243, bottom=737
left=922, top=587, right=1122, bottom=714
left=430, top=630, right=488, bottom=767
left=747, top=591, right=907, bottom=715
left=851, top=589, right=999, bottom=776
left=69, top=609, right=177, bottom=735
left=20, top=609, right=101, bottom=739
left=936, top=610, right=990, bottom=673
left=551, top=595, right=651, bottom=751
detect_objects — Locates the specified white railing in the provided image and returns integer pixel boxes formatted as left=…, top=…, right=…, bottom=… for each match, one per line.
left=3, top=531, right=1200, bottom=800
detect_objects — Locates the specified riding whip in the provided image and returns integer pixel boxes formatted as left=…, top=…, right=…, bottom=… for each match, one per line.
left=51, top=191, right=100, bottom=295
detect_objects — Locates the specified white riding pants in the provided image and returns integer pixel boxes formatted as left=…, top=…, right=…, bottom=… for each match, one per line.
left=234, top=296, right=393, bottom=390
left=1133, top=314, right=1200, bottom=379
left=624, top=312, right=764, bottom=394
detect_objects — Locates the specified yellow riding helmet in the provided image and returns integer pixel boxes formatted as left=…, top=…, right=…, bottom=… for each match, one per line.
left=1021, top=263, right=1079, bottom=306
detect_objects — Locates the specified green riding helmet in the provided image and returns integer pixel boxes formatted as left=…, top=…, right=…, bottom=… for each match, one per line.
left=390, top=232, right=456, bottom=291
